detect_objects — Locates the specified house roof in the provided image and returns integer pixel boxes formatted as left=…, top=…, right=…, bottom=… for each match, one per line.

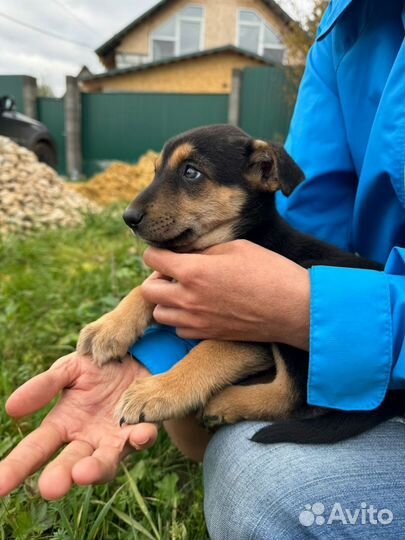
left=83, top=45, right=275, bottom=81
left=95, top=0, right=294, bottom=57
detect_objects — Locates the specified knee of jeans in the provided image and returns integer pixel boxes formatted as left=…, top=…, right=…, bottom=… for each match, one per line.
left=203, top=420, right=405, bottom=540
left=203, top=421, right=306, bottom=540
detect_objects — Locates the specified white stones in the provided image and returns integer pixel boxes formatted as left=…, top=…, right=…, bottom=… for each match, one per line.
left=0, top=136, right=99, bottom=236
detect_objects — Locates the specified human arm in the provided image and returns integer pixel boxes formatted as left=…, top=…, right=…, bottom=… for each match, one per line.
left=0, top=353, right=158, bottom=500
left=164, top=416, right=212, bottom=462
left=277, top=17, right=405, bottom=409
left=276, top=19, right=357, bottom=251
left=140, top=240, right=405, bottom=412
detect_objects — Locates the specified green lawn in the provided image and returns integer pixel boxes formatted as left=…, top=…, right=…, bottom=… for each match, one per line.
left=0, top=207, right=206, bottom=540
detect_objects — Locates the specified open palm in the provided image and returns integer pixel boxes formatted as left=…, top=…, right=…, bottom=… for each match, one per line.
left=0, top=353, right=158, bottom=500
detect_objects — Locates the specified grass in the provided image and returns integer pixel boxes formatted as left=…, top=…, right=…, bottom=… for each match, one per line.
left=0, top=207, right=207, bottom=540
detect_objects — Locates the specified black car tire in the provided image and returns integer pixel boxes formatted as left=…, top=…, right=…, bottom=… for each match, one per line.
left=32, top=141, right=57, bottom=169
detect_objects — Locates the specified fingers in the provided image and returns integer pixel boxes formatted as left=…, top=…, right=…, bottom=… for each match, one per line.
left=144, top=247, right=196, bottom=279
left=141, top=278, right=184, bottom=308
left=153, top=305, right=199, bottom=329
left=71, top=424, right=158, bottom=487
left=0, top=423, right=63, bottom=496
left=38, top=440, right=94, bottom=500
left=6, top=354, right=78, bottom=418
left=127, top=423, right=158, bottom=450
left=72, top=449, right=121, bottom=486
left=146, top=271, right=173, bottom=282
left=0, top=423, right=158, bottom=498
left=1, top=423, right=158, bottom=498
left=176, top=327, right=206, bottom=339
left=202, top=239, right=251, bottom=256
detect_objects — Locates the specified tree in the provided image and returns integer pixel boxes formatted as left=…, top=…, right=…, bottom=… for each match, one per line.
left=282, top=0, right=329, bottom=103
left=37, top=83, right=55, bottom=98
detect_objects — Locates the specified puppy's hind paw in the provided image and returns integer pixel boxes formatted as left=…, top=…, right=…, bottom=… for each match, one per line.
left=201, top=387, right=246, bottom=427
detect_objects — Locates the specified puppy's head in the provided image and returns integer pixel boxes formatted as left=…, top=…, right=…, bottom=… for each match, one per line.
left=123, top=125, right=304, bottom=251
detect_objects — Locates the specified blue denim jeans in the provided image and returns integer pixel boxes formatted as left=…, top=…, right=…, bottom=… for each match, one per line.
left=203, top=419, right=405, bottom=540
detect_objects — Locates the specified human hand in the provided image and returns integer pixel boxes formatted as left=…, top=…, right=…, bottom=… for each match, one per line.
left=141, top=240, right=310, bottom=350
left=0, top=353, right=158, bottom=500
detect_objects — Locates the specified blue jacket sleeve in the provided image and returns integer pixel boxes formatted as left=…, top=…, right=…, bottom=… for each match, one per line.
left=276, top=32, right=357, bottom=252
left=309, top=248, right=405, bottom=410
left=277, top=29, right=405, bottom=409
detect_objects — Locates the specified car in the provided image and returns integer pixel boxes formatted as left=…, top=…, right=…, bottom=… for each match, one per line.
left=0, top=95, right=57, bottom=168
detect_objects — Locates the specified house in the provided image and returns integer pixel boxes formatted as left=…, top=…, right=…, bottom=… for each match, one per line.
left=81, top=0, right=297, bottom=94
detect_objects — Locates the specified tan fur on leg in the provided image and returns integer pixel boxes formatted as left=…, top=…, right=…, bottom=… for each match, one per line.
left=77, top=287, right=154, bottom=366
left=202, top=344, right=298, bottom=427
left=117, top=340, right=272, bottom=424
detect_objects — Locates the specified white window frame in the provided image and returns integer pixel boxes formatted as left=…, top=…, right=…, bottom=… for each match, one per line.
left=116, top=52, right=149, bottom=68
left=236, top=8, right=285, bottom=60
left=150, top=4, right=205, bottom=61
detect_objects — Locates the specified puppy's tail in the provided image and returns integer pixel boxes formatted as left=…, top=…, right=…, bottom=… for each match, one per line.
left=251, top=392, right=404, bottom=445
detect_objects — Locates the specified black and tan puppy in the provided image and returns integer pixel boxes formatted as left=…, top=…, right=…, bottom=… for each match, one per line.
left=77, top=125, right=404, bottom=444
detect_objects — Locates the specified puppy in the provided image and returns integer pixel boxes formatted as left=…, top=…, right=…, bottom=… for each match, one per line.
left=77, top=125, right=404, bottom=444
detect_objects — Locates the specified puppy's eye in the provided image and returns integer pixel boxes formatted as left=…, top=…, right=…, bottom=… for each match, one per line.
left=183, top=165, right=202, bottom=180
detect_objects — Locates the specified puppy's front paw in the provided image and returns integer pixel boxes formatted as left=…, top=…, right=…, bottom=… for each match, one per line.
left=117, top=375, right=193, bottom=425
left=202, top=387, right=245, bottom=428
left=77, top=314, right=137, bottom=367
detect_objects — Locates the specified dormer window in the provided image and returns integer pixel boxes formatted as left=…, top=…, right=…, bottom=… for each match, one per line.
left=152, top=5, right=204, bottom=61
left=237, top=9, right=285, bottom=63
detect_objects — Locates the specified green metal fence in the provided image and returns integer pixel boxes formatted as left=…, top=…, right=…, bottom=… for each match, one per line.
left=29, top=66, right=297, bottom=177
left=0, top=75, right=25, bottom=112
left=37, top=97, right=66, bottom=175
left=82, top=92, right=229, bottom=177
left=239, top=66, right=297, bottom=143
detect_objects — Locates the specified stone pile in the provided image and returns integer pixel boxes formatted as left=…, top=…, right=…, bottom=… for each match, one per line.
left=68, top=151, right=158, bottom=206
left=0, top=137, right=98, bottom=236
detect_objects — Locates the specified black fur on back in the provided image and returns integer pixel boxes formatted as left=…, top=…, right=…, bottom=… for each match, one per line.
left=252, top=391, right=405, bottom=444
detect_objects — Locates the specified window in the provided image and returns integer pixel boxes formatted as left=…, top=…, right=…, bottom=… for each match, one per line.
left=152, top=15, right=176, bottom=60
left=153, top=39, right=175, bottom=61
left=237, top=9, right=285, bottom=62
left=151, top=5, right=204, bottom=61
left=239, top=24, right=260, bottom=53
left=180, top=19, right=201, bottom=54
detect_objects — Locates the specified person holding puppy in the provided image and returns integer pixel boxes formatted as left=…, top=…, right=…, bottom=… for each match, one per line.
left=1, top=0, right=405, bottom=538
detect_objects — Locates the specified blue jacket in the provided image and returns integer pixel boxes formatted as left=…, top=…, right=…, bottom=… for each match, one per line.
left=130, top=0, right=405, bottom=411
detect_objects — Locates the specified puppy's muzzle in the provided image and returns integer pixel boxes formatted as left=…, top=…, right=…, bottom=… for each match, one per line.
left=123, top=207, right=145, bottom=231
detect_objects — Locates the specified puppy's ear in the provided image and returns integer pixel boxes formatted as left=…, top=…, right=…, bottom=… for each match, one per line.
left=245, top=140, right=304, bottom=196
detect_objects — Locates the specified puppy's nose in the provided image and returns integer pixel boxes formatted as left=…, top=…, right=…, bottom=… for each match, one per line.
left=123, top=207, right=145, bottom=230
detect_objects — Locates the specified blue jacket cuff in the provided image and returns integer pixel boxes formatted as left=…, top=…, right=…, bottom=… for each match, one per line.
left=129, top=324, right=200, bottom=375
left=308, top=266, right=393, bottom=410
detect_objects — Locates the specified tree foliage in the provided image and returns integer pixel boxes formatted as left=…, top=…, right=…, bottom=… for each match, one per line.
left=283, top=0, right=329, bottom=89
left=37, top=83, right=54, bottom=98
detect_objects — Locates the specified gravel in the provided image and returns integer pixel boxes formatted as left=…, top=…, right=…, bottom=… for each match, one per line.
left=0, top=137, right=99, bottom=236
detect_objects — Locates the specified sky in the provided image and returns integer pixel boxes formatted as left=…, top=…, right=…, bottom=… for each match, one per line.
left=0, top=0, right=313, bottom=97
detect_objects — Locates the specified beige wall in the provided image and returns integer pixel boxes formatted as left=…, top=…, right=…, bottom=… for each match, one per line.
left=83, top=52, right=264, bottom=94
left=117, top=0, right=288, bottom=60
